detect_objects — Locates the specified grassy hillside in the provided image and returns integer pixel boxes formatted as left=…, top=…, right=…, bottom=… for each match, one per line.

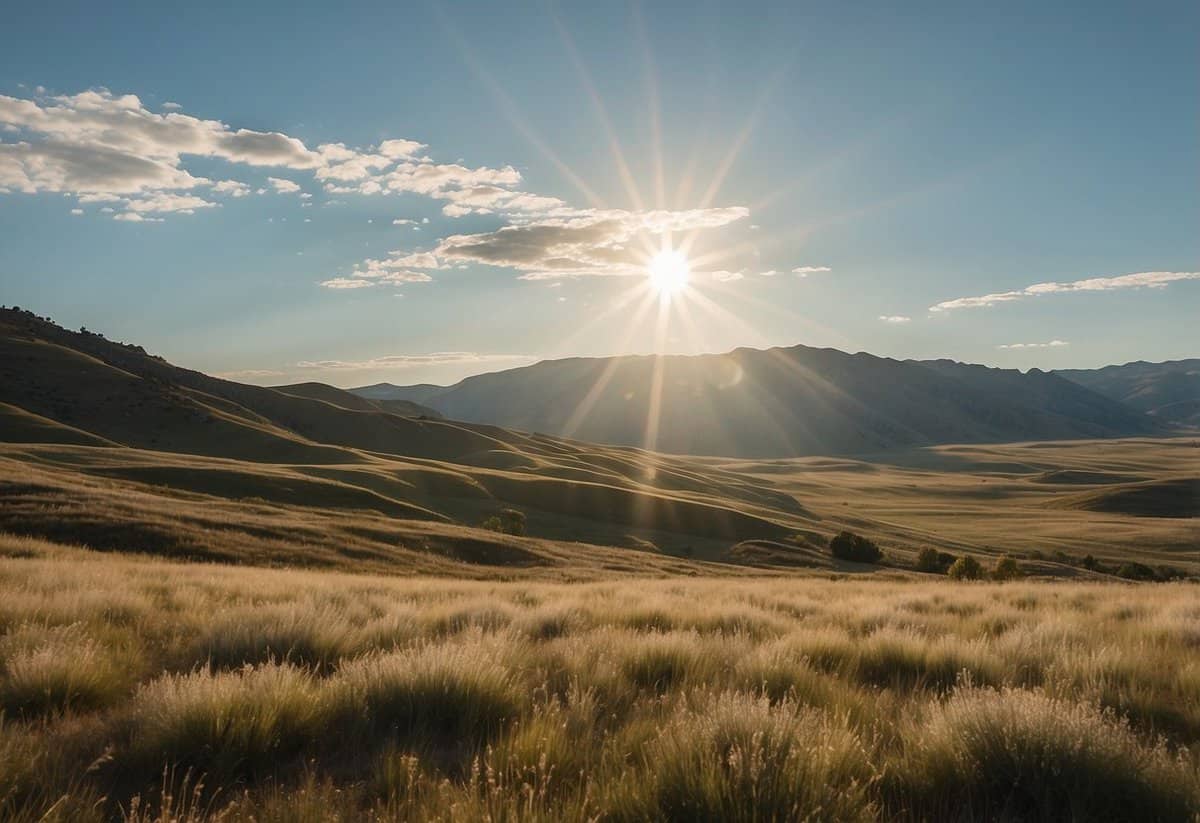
left=0, top=436, right=1194, bottom=580
left=1, top=535, right=1197, bottom=821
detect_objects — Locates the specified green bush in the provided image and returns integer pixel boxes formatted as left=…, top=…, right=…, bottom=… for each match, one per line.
left=947, top=556, right=984, bottom=581
left=829, top=531, right=882, bottom=564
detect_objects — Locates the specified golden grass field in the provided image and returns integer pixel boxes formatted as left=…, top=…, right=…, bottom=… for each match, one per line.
left=1, top=532, right=1198, bottom=821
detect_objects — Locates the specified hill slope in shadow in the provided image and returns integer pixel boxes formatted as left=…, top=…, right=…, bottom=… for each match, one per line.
left=1056, top=360, right=1200, bottom=427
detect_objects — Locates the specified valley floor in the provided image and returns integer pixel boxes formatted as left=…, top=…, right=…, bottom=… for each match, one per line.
left=2, top=533, right=1198, bottom=821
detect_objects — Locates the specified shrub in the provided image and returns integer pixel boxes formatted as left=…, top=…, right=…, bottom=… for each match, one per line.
left=331, top=643, right=522, bottom=750
left=947, top=556, right=984, bottom=580
left=125, top=663, right=324, bottom=780
left=829, top=531, right=882, bottom=564
left=891, top=687, right=1200, bottom=822
left=991, top=555, right=1023, bottom=581
left=0, top=626, right=129, bottom=717
left=616, top=692, right=876, bottom=822
left=1117, top=562, right=1156, bottom=581
left=498, top=508, right=526, bottom=536
left=480, top=508, right=526, bottom=536
left=915, top=548, right=950, bottom=574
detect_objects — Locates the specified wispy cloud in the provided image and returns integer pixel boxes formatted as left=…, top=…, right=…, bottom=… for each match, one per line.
left=215, top=368, right=285, bottom=380
left=997, top=339, right=1069, bottom=349
left=319, top=277, right=375, bottom=289
left=878, top=315, right=911, bottom=323
left=296, top=352, right=533, bottom=371
left=709, top=270, right=745, bottom=282
left=931, top=271, right=1200, bottom=312
left=792, top=265, right=831, bottom=276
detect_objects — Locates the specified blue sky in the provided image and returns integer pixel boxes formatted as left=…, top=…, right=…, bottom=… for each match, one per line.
left=1, top=1, right=1196, bottom=386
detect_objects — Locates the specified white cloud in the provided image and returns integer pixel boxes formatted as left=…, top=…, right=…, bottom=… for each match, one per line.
left=758, top=269, right=779, bottom=277
left=112, top=212, right=163, bottom=222
left=296, top=352, right=533, bottom=371
left=878, top=315, right=911, bottom=323
left=320, top=277, right=375, bottom=289
left=793, top=265, right=831, bottom=276
left=931, top=271, right=1200, bottom=312
left=0, top=89, right=326, bottom=220
left=268, top=176, right=301, bottom=194
left=123, top=192, right=216, bottom=214
left=377, top=139, right=424, bottom=159
left=709, top=270, right=744, bottom=282
left=997, top=340, right=1069, bottom=349
left=211, top=179, right=250, bottom=197
left=69, top=208, right=83, bottom=215
left=376, top=270, right=432, bottom=283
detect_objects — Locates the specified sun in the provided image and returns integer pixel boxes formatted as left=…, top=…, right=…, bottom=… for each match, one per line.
left=647, top=249, right=690, bottom=298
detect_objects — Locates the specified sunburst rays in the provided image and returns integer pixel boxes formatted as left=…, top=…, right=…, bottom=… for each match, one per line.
left=438, top=4, right=882, bottom=456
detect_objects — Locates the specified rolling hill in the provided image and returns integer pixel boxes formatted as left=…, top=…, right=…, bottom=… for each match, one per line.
left=350, top=345, right=1161, bottom=458
left=1, top=307, right=1193, bottom=580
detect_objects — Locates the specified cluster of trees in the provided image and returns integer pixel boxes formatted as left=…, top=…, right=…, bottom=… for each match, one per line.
left=1028, top=549, right=1186, bottom=582
left=914, top=547, right=1022, bottom=580
left=826, top=531, right=1028, bottom=582
left=480, top=508, right=526, bottom=536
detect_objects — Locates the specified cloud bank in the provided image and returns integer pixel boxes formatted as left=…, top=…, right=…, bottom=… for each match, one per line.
left=930, top=271, right=1200, bottom=312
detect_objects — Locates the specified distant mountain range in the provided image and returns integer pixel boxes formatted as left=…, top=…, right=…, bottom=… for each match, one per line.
left=1057, top=360, right=1200, bottom=427
left=351, top=346, right=1192, bottom=458
left=1, top=306, right=1189, bottom=463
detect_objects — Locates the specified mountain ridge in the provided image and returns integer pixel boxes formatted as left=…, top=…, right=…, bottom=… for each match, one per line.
left=348, top=343, right=1167, bottom=458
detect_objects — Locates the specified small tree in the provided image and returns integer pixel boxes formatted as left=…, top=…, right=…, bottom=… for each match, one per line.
left=1116, top=562, right=1155, bottom=582
left=992, top=555, right=1023, bottom=581
left=948, top=556, right=984, bottom=581
left=829, top=531, right=882, bottom=564
left=915, top=548, right=944, bottom=574
left=481, top=508, right=526, bottom=536
left=499, top=508, right=526, bottom=536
